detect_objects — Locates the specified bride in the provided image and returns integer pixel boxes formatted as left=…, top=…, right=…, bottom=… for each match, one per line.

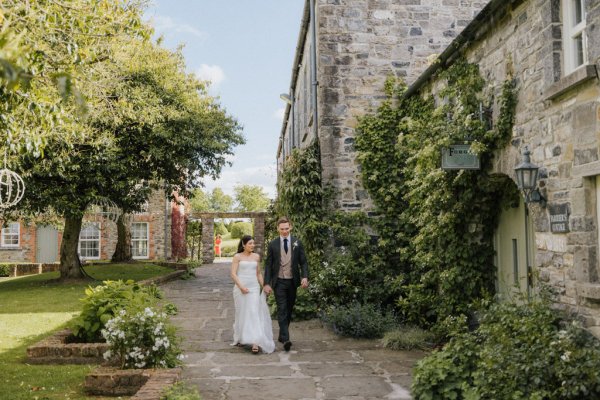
left=230, top=235, right=275, bottom=354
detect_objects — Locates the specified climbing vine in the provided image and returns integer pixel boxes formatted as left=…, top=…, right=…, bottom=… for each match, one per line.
left=274, top=141, right=402, bottom=311
left=273, top=140, right=328, bottom=258
left=356, top=58, right=519, bottom=330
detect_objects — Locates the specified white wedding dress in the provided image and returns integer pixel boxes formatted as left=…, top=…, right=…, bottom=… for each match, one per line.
left=232, top=260, right=275, bottom=353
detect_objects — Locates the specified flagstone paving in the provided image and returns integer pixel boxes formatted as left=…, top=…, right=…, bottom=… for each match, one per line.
left=161, top=262, right=425, bottom=400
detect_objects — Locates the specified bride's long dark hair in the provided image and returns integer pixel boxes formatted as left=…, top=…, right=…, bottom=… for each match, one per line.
left=237, top=235, right=253, bottom=253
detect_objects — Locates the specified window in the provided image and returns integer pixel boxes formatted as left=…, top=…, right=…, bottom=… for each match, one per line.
left=1, top=222, right=20, bottom=247
left=131, top=222, right=149, bottom=259
left=563, top=0, right=587, bottom=74
left=79, top=223, right=100, bottom=259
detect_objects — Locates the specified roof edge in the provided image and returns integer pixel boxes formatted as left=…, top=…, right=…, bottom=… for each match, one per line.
left=404, top=0, right=521, bottom=98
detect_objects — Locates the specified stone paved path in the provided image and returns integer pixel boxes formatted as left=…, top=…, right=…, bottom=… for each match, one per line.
left=161, top=262, right=425, bottom=400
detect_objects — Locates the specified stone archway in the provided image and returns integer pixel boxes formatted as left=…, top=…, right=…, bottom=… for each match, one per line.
left=189, top=212, right=267, bottom=264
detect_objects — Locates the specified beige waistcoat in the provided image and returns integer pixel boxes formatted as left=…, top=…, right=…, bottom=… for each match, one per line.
left=278, top=238, right=292, bottom=279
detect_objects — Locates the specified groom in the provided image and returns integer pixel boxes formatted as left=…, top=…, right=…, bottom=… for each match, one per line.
left=263, top=217, right=309, bottom=352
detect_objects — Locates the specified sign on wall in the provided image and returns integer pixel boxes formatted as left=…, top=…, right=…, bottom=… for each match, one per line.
left=441, top=144, right=480, bottom=170
left=549, top=203, right=570, bottom=233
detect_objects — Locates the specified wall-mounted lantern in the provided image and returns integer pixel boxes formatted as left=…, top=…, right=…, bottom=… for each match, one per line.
left=514, top=147, right=546, bottom=207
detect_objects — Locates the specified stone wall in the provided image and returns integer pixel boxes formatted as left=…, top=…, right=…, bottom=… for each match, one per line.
left=315, top=0, right=486, bottom=210
left=418, top=0, right=600, bottom=328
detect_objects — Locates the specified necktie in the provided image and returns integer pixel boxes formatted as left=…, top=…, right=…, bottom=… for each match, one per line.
left=284, top=238, right=288, bottom=253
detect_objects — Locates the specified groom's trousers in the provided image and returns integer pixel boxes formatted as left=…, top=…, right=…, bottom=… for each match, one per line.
left=275, top=278, right=296, bottom=342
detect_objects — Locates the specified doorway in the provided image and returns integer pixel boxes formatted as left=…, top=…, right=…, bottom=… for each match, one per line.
left=36, top=225, right=59, bottom=263
left=494, top=197, right=535, bottom=300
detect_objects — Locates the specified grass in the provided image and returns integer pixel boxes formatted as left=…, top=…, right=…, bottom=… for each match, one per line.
left=0, top=262, right=175, bottom=399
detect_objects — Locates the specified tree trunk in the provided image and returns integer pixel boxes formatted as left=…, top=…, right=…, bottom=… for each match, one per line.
left=112, top=213, right=132, bottom=262
left=60, top=215, right=85, bottom=280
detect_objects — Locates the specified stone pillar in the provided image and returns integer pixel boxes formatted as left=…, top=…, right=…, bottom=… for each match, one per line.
left=201, top=217, right=215, bottom=264
left=253, top=216, right=265, bottom=261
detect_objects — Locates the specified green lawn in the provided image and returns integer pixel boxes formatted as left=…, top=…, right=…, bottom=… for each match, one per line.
left=0, top=263, right=175, bottom=399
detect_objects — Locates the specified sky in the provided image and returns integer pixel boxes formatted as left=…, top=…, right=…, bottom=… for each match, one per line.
left=144, top=1, right=305, bottom=199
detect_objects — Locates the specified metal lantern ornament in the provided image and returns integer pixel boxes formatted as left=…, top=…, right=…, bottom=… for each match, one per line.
left=0, top=152, right=25, bottom=209
left=514, top=146, right=546, bottom=206
left=84, top=197, right=121, bottom=223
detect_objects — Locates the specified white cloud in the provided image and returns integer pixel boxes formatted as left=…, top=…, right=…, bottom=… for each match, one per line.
left=201, top=164, right=277, bottom=199
left=147, top=15, right=207, bottom=40
left=273, top=107, right=286, bottom=121
left=195, top=64, right=226, bottom=89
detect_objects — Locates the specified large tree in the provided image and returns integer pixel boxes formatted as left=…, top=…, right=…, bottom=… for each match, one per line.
left=234, top=184, right=271, bottom=212
left=8, top=1, right=244, bottom=279
left=210, top=188, right=234, bottom=212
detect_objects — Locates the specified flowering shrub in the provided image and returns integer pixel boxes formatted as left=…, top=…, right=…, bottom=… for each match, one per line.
left=71, top=280, right=161, bottom=342
left=102, top=306, right=182, bottom=369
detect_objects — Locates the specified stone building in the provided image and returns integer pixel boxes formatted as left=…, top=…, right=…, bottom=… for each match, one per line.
left=402, top=0, right=600, bottom=333
left=288, top=0, right=600, bottom=332
left=0, top=188, right=186, bottom=263
left=278, top=0, right=486, bottom=210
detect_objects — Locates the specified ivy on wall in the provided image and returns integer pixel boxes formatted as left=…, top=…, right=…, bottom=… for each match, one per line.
left=273, top=140, right=327, bottom=258
left=274, top=141, right=401, bottom=310
left=274, top=59, right=519, bottom=333
left=356, top=59, right=519, bottom=329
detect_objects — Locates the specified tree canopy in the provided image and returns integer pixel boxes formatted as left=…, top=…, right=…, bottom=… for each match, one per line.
left=234, top=184, right=270, bottom=212
left=1, top=0, right=244, bottom=279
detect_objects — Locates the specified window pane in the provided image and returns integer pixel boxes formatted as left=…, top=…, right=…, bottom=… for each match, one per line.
left=80, top=240, right=99, bottom=258
left=79, top=223, right=100, bottom=258
left=132, top=241, right=148, bottom=257
left=131, top=223, right=148, bottom=239
left=575, top=34, right=584, bottom=66
left=573, top=0, right=583, bottom=25
left=131, top=223, right=148, bottom=258
left=1, top=222, right=19, bottom=246
left=80, top=224, right=100, bottom=239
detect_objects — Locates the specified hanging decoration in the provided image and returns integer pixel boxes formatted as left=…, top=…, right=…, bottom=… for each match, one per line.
left=84, top=197, right=121, bottom=223
left=0, top=151, right=25, bottom=209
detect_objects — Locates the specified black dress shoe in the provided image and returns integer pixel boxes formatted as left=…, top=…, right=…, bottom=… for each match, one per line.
left=284, top=341, right=292, bottom=352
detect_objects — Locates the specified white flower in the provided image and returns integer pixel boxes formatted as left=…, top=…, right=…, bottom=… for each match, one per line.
left=293, top=241, right=299, bottom=249
left=560, top=351, right=571, bottom=362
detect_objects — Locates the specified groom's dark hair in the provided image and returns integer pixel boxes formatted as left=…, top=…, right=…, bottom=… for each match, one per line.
left=277, top=217, right=290, bottom=226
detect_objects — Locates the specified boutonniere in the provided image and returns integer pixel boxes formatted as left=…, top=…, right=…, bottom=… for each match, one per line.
left=293, top=241, right=299, bottom=249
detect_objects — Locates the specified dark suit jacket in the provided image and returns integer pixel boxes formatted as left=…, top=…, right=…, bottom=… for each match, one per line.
left=264, top=236, right=309, bottom=289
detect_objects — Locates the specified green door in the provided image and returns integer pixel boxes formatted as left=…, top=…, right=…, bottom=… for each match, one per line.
left=494, top=197, right=534, bottom=300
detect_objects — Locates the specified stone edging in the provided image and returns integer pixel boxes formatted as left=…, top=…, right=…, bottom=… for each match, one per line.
left=84, top=367, right=181, bottom=399
left=26, top=329, right=109, bottom=364
left=131, top=367, right=182, bottom=399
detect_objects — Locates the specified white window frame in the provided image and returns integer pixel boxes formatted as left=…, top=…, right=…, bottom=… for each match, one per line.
left=131, top=222, right=149, bottom=259
left=562, top=0, right=587, bottom=74
left=78, top=222, right=101, bottom=260
left=1, top=222, right=20, bottom=247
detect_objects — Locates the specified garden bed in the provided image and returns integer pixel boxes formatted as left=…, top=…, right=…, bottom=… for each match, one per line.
left=26, top=270, right=185, bottom=365
left=84, top=366, right=181, bottom=398
left=26, top=329, right=109, bottom=365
